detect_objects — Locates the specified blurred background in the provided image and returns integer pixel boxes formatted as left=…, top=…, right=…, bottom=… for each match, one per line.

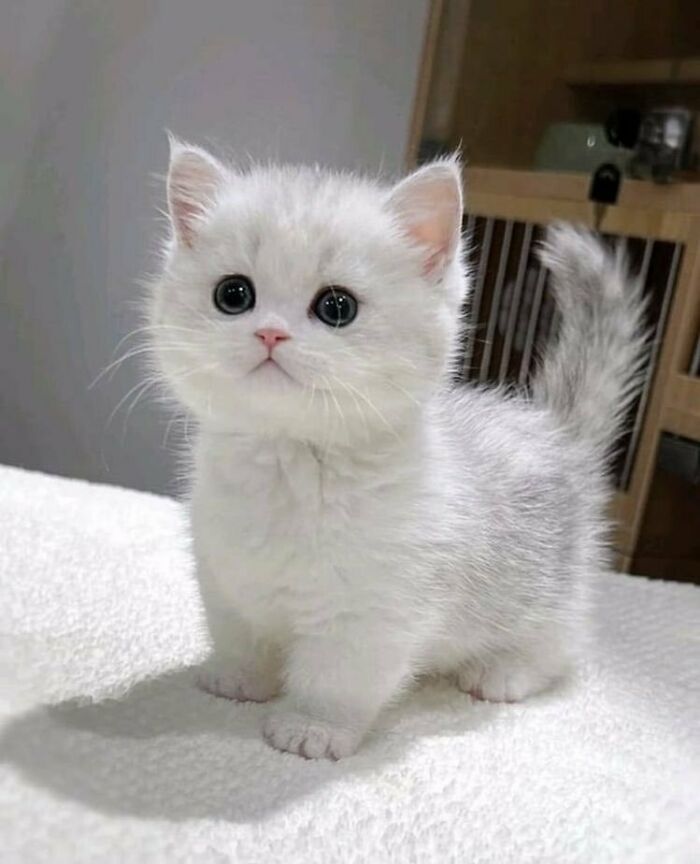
left=1, top=0, right=698, bottom=579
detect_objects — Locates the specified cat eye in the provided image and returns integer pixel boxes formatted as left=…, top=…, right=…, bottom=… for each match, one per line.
left=213, top=275, right=256, bottom=315
left=312, top=286, right=358, bottom=328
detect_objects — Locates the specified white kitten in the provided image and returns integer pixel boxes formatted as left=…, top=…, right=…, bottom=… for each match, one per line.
left=148, top=139, right=645, bottom=759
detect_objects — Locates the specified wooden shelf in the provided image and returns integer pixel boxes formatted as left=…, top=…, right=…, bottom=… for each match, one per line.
left=566, top=56, right=700, bottom=87
left=465, top=167, right=700, bottom=213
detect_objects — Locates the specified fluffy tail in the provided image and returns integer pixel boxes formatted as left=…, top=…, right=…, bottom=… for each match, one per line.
left=532, top=224, right=648, bottom=457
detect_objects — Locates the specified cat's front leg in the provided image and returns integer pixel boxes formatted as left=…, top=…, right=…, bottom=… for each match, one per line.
left=195, top=579, right=282, bottom=703
left=263, top=621, right=413, bottom=759
left=197, top=641, right=280, bottom=703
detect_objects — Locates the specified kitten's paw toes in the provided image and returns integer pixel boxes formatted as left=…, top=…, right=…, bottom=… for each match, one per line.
left=457, top=662, right=549, bottom=703
left=456, top=664, right=483, bottom=697
left=196, top=666, right=278, bottom=703
left=263, top=710, right=361, bottom=760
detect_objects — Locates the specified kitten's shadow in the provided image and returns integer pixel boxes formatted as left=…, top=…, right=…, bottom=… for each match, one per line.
left=0, top=669, right=498, bottom=823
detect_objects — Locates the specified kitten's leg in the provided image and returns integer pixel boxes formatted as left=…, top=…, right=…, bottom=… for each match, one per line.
left=457, top=644, right=570, bottom=703
left=196, top=581, right=281, bottom=703
left=263, top=622, right=412, bottom=759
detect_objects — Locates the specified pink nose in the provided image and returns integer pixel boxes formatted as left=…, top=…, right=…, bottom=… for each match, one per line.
left=255, top=327, right=290, bottom=350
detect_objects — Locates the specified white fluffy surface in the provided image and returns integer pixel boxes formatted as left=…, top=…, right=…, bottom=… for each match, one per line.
left=1, top=465, right=699, bottom=863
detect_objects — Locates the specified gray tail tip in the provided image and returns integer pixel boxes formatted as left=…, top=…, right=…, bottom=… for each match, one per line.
left=538, top=223, right=610, bottom=273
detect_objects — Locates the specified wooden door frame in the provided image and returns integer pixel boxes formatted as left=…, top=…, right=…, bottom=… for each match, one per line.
left=405, top=0, right=445, bottom=168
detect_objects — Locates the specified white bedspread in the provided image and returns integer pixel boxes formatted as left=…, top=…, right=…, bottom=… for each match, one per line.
left=1, top=465, right=699, bottom=863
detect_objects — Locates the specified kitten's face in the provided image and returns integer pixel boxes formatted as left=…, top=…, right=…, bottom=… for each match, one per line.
left=150, top=143, right=465, bottom=442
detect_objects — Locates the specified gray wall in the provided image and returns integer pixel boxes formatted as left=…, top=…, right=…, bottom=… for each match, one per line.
left=0, top=0, right=428, bottom=494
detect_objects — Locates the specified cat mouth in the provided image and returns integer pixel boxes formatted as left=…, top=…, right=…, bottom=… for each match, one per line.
left=251, top=357, right=297, bottom=383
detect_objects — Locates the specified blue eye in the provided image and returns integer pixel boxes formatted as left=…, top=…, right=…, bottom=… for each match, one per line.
left=313, top=286, right=358, bottom=328
left=213, top=275, right=256, bottom=315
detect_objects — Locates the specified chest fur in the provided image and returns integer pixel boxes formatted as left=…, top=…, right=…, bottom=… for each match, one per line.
left=191, top=437, right=418, bottom=604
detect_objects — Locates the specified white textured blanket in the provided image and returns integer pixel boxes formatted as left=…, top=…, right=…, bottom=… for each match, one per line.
left=1, top=465, right=699, bottom=863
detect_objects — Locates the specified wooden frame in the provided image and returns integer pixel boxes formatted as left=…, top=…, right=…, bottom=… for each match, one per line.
left=464, top=167, right=700, bottom=570
left=405, top=1, right=700, bottom=573
left=566, top=56, right=700, bottom=87
left=404, top=0, right=445, bottom=168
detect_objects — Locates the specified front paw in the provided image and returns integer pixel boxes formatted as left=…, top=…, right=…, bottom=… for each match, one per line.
left=196, top=663, right=279, bottom=703
left=457, top=658, right=553, bottom=702
left=263, top=709, right=361, bottom=760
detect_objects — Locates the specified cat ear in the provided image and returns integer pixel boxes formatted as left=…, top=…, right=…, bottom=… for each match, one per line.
left=166, top=136, right=227, bottom=247
left=387, top=159, right=463, bottom=278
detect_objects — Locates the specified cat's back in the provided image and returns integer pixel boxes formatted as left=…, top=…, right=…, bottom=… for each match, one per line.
left=437, top=383, right=567, bottom=465
left=433, top=383, right=592, bottom=528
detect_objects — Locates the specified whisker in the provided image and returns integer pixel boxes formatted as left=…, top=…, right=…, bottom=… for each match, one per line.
left=89, top=343, right=195, bottom=390
left=107, top=361, right=216, bottom=442
left=342, top=381, right=401, bottom=440
left=365, top=373, right=421, bottom=408
left=162, top=408, right=185, bottom=449
left=319, top=385, right=334, bottom=461
left=108, top=323, right=202, bottom=361
left=331, top=375, right=371, bottom=442
left=105, top=376, right=161, bottom=436
left=323, top=376, right=350, bottom=446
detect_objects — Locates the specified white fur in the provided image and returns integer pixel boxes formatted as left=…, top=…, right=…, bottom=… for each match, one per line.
left=147, top=142, right=646, bottom=759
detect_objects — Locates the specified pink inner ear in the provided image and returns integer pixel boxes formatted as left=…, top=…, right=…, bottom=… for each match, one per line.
left=388, top=164, right=462, bottom=278
left=407, top=219, right=451, bottom=276
left=170, top=193, right=205, bottom=245
left=168, top=149, right=225, bottom=247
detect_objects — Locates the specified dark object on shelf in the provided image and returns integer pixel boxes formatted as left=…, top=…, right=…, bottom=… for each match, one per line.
left=605, top=108, right=642, bottom=150
left=589, top=163, right=621, bottom=204
left=629, top=107, right=694, bottom=183
left=417, top=138, right=452, bottom=164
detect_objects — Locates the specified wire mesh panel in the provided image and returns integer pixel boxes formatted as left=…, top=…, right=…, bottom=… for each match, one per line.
left=459, top=215, right=684, bottom=490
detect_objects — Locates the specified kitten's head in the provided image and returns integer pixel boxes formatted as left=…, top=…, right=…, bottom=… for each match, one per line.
left=150, top=139, right=466, bottom=443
